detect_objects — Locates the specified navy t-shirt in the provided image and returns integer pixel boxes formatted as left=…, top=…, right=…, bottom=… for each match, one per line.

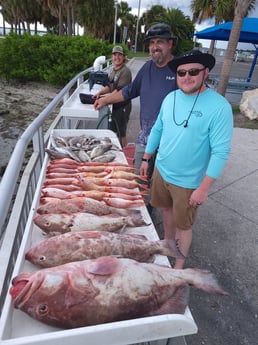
left=122, top=59, right=177, bottom=145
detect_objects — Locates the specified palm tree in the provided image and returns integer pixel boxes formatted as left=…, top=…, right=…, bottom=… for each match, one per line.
left=76, top=0, right=114, bottom=39
left=116, top=1, right=131, bottom=43
left=217, top=0, right=255, bottom=95
left=162, top=8, right=195, bottom=54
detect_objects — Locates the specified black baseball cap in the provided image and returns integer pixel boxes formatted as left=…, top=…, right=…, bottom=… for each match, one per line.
left=168, top=49, right=216, bottom=72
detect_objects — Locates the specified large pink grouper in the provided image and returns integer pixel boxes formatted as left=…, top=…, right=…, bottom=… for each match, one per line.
left=10, top=257, right=228, bottom=329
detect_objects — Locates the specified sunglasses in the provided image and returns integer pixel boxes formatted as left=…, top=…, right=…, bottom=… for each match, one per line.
left=177, top=68, right=205, bottom=77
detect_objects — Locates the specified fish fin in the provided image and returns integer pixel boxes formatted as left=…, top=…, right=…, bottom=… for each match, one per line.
left=118, top=224, right=127, bottom=234
left=87, top=256, right=119, bottom=276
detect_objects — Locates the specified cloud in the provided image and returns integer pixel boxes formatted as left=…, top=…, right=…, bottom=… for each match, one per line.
left=127, top=0, right=192, bottom=17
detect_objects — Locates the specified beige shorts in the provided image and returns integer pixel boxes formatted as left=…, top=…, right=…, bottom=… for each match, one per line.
left=150, top=167, right=198, bottom=230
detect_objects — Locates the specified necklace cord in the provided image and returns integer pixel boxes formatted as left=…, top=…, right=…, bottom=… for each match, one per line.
left=173, top=86, right=202, bottom=128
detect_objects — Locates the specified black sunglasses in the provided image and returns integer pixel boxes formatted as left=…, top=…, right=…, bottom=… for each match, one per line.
left=177, top=68, right=205, bottom=77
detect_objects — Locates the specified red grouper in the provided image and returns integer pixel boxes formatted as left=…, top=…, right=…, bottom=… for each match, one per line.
left=25, top=230, right=185, bottom=267
left=10, top=257, right=229, bottom=329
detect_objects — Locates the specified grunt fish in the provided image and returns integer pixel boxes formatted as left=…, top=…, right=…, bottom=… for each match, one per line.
left=25, top=230, right=184, bottom=267
left=92, top=153, right=116, bottom=163
left=90, top=144, right=113, bottom=159
left=10, top=257, right=229, bottom=329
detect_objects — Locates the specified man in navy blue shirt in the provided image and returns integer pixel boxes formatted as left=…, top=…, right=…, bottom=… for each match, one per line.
left=94, top=23, right=177, bottom=211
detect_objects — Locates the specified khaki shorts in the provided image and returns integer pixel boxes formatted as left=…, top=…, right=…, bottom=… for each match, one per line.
left=150, top=167, right=198, bottom=230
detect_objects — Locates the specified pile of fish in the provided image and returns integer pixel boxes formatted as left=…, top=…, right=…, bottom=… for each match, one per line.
left=9, top=133, right=229, bottom=330
left=45, top=134, right=122, bottom=163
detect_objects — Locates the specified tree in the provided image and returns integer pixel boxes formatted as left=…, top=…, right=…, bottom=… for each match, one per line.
left=217, top=0, right=254, bottom=95
left=116, top=1, right=132, bottom=43
left=162, top=8, right=195, bottom=54
left=76, top=0, right=114, bottom=40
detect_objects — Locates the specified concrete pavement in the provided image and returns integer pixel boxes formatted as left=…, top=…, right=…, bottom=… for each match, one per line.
left=126, top=57, right=258, bottom=345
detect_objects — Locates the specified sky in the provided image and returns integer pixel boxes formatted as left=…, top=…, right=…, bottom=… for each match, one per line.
left=1, top=1, right=258, bottom=50
left=126, top=0, right=258, bottom=50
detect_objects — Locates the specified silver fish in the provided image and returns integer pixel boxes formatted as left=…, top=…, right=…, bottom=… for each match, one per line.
left=46, top=147, right=81, bottom=162
left=90, top=144, right=113, bottom=159
left=77, top=149, right=91, bottom=162
left=10, top=257, right=228, bottom=329
left=92, top=153, right=116, bottom=163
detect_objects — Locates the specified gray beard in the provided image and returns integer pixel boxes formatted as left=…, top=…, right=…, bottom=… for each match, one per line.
left=151, top=54, right=165, bottom=65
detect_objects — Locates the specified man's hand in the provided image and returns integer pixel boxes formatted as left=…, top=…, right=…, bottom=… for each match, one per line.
left=94, top=97, right=107, bottom=110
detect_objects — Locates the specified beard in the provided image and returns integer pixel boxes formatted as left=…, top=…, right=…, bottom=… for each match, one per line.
left=150, top=49, right=165, bottom=65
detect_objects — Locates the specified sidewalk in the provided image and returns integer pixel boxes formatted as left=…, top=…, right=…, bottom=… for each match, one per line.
left=126, top=57, right=258, bottom=345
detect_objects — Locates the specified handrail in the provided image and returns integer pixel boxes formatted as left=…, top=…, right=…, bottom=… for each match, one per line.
left=0, top=58, right=111, bottom=314
left=0, top=59, right=111, bottom=237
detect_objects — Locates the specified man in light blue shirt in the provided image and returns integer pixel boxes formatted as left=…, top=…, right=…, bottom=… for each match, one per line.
left=140, top=49, right=233, bottom=269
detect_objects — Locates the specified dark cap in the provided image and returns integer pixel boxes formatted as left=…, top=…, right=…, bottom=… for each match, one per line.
left=144, top=23, right=175, bottom=42
left=168, top=49, right=215, bottom=72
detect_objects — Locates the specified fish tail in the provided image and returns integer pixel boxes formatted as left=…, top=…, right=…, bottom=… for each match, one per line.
left=160, top=239, right=186, bottom=259
left=126, top=210, right=150, bottom=227
left=179, top=268, right=229, bottom=296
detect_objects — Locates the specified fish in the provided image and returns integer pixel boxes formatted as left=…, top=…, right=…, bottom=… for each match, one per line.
left=46, top=167, right=78, bottom=174
left=41, top=184, right=82, bottom=192
left=74, top=175, right=148, bottom=190
left=41, top=188, right=105, bottom=200
left=46, top=147, right=81, bottom=162
left=77, top=165, right=136, bottom=173
left=25, top=231, right=184, bottom=267
left=9, top=256, right=228, bottom=329
left=77, top=149, right=91, bottom=162
left=92, top=153, right=116, bottom=163
left=50, top=158, right=80, bottom=165
left=37, top=196, right=112, bottom=215
left=42, top=187, right=144, bottom=201
left=43, top=177, right=75, bottom=186
left=33, top=211, right=148, bottom=235
left=90, top=143, right=113, bottom=159
left=103, top=197, right=145, bottom=208
left=47, top=135, right=120, bottom=163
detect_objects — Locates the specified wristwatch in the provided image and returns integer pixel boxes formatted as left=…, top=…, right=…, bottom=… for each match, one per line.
left=141, top=158, right=150, bottom=163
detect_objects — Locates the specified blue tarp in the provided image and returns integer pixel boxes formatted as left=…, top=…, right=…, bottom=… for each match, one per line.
left=194, top=17, right=258, bottom=81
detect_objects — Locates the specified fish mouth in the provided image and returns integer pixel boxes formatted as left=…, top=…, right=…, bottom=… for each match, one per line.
left=10, top=272, right=42, bottom=309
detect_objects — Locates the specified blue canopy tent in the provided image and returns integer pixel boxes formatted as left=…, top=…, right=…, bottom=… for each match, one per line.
left=194, top=17, right=258, bottom=82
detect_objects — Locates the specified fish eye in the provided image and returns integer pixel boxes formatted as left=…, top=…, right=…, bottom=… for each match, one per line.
left=39, top=256, right=46, bottom=261
left=38, top=304, right=48, bottom=314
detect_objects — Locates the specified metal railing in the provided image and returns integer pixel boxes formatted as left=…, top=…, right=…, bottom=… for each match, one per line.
left=0, top=58, right=111, bottom=314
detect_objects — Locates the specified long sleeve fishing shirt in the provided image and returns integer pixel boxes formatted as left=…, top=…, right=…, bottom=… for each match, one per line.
left=145, top=88, right=234, bottom=189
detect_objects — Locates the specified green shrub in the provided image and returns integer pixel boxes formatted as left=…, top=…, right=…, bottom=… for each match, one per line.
left=0, top=33, right=116, bottom=85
